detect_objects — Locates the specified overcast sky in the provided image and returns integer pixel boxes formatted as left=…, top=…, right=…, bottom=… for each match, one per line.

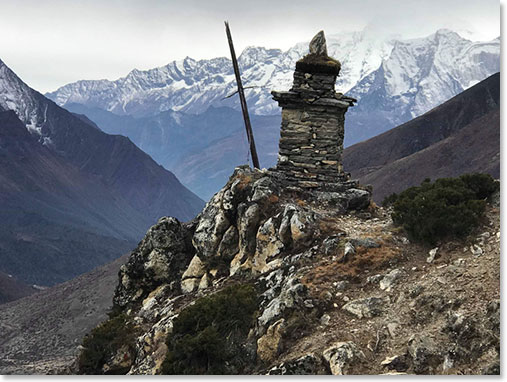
left=0, top=0, right=500, bottom=92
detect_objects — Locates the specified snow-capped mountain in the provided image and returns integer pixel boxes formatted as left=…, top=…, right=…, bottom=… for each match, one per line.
left=0, top=59, right=54, bottom=144
left=48, top=28, right=499, bottom=136
left=47, top=27, right=395, bottom=117
left=345, top=30, right=500, bottom=144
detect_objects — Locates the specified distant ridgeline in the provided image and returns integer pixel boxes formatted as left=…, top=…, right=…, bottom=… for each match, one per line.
left=49, top=28, right=500, bottom=201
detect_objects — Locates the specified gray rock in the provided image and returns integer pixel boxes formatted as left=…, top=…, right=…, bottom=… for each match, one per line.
left=408, top=284, right=424, bottom=298
left=320, top=314, right=331, bottom=326
left=386, top=322, right=399, bottom=338
left=334, top=280, right=349, bottom=291
left=268, top=353, right=323, bottom=375
left=344, top=188, right=371, bottom=210
left=193, top=194, right=231, bottom=259
left=453, top=258, right=466, bottom=266
left=341, top=242, right=355, bottom=263
left=379, top=269, right=404, bottom=292
left=426, top=247, right=439, bottom=263
left=470, top=244, right=483, bottom=256
left=114, top=217, right=193, bottom=308
left=366, top=274, right=383, bottom=285
left=381, top=354, right=409, bottom=372
left=407, top=336, right=443, bottom=374
left=278, top=205, right=296, bottom=246
left=309, top=31, right=327, bottom=55
left=251, top=176, right=279, bottom=203
left=322, top=236, right=342, bottom=255
left=342, top=297, right=385, bottom=319
left=258, top=275, right=307, bottom=331
left=217, top=225, right=239, bottom=260
left=180, top=255, right=205, bottom=294
left=323, top=341, right=365, bottom=375
left=289, top=207, right=317, bottom=246
left=350, top=237, right=380, bottom=248
left=237, top=202, right=261, bottom=259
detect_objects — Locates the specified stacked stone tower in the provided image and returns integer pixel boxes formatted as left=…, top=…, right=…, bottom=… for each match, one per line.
left=271, top=31, right=359, bottom=193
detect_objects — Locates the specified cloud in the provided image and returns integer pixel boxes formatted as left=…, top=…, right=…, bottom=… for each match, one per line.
left=0, top=0, right=499, bottom=92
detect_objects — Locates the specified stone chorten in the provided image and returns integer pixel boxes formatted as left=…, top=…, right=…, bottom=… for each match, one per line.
left=271, top=31, right=358, bottom=192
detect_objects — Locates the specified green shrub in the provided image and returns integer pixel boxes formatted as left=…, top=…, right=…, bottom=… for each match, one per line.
left=161, top=284, right=258, bottom=375
left=78, top=312, right=137, bottom=375
left=389, top=173, right=498, bottom=245
left=382, top=192, right=399, bottom=207
left=460, top=173, right=500, bottom=200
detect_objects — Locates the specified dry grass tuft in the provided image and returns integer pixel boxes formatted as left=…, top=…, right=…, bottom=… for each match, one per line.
left=268, top=194, right=280, bottom=204
left=301, top=244, right=398, bottom=296
left=235, top=174, right=253, bottom=191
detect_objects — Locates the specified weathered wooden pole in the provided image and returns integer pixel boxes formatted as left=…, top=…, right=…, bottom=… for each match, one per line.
left=224, top=21, right=260, bottom=169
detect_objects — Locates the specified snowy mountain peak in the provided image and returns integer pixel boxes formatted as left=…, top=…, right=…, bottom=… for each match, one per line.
left=0, top=59, right=51, bottom=142
left=46, top=27, right=499, bottom=124
left=238, top=46, right=282, bottom=68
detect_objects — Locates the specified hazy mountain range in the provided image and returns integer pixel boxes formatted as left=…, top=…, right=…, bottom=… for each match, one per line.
left=47, top=28, right=499, bottom=199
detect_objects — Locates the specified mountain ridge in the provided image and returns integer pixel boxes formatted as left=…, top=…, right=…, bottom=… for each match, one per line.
left=343, top=72, right=500, bottom=201
left=47, top=28, right=499, bottom=146
left=0, top=59, right=204, bottom=285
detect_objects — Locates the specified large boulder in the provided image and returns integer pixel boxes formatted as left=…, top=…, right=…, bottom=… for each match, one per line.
left=114, top=217, right=195, bottom=308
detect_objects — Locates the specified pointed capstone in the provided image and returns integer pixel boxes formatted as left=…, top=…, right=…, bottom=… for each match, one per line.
left=295, top=30, right=340, bottom=75
left=309, top=30, right=327, bottom=55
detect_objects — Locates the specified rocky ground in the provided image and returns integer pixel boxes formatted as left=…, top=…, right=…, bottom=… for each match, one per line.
left=0, top=255, right=128, bottom=374
left=74, top=166, right=499, bottom=375
left=269, top=202, right=500, bottom=375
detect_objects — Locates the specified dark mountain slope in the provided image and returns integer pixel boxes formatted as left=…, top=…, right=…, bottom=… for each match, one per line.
left=0, top=255, right=128, bottom=374
left=0, top=58, right=203, bottom=226
left=0, top=60, right=204, bottom=285
left=0, top=110, right=136, bottom=285
left=343, top=73, right=500, bottom=202
left=359, top=108, right=499, bottom=201
left=64, top=103, right=281, bottom=200
left=343, top=72, right=500, bottom=177
left=0, top=271, right=36, bottom=305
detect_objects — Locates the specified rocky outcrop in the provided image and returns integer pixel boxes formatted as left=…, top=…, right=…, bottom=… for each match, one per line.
left=342, top=297, right=386, bottom=319
left=73, top=170, right=500, bottom=375
left=114, top=217, right=195, bottom=308
left=268, top=353, right=325, bottom=375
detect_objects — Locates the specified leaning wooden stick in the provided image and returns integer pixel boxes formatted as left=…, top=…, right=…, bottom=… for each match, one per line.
left=224, top=21, right=260, bottom=169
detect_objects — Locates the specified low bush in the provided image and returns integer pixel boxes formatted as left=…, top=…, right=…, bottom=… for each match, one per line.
left=78, top=312, right=137, bottom=374
left=387, top=173, right=498, bottom=245
left=161, top=284, right=258, bottom=375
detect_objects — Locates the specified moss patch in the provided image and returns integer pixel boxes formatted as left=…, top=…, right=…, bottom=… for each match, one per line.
left=296, top=53, right=341, bottom=75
